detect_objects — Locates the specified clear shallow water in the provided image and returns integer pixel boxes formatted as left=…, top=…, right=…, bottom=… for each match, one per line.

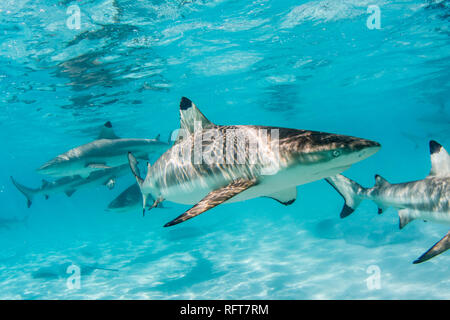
left=0, top=0, right=449, bottom=299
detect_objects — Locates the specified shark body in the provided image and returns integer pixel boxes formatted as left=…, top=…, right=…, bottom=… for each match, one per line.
left=0, top=216, right=28, bottom=230
left=11, top=164, right=129, bottom=208
left=37, top=121, right=168, bottom=178
left=326, top=140, right=450, bottom=263
left=107, top=184, right=143, bottom=213
left=129, top=97, right=381, bottom=227
left=107, top=183, right=166, bottom=213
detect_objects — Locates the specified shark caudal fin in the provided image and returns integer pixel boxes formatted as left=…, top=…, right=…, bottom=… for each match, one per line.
left=325, top=174, right=365, bottom=218
left=127, top=152, right=157, bottom=216
left=413, top=231, right=450, bottom=264
left=10, top=176, right=38, bottom=208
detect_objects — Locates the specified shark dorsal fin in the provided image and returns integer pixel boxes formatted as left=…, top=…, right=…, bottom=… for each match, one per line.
left=429, top=140, right=450, bottom=177
left=374, top=174, right=390, bottom=187
left=154, top=134, right=160, bottom=141
left=98, top=121, right=120, bottom=140
left=175, top=97, right=214, bottom=144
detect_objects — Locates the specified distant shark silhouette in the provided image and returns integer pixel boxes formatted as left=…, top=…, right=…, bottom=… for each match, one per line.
left=326, top=140, right=450, bottom=264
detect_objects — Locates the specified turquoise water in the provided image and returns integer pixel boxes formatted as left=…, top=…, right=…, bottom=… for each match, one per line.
left=0, top=0, right=449, bottom=299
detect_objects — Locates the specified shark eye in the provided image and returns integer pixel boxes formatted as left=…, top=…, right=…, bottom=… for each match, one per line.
left=332, top=150, right=341, bottom=158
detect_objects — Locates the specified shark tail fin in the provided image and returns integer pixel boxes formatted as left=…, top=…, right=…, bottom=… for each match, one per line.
left=127, top=152, right=153, bottom=216
left=325, top=174, right=365, bottom=218
left=10, top=176, right=38, bottom=208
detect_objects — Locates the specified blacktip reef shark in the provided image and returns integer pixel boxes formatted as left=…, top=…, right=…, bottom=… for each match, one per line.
left=37, top=121, right=169, bottom=178
left=11, top=164, right=129, bottom=208
left=128, top=97, right=381, bottom=227
left=106, top=183, right=166, bottom=213
left=326, top=140, right=450, bottom=264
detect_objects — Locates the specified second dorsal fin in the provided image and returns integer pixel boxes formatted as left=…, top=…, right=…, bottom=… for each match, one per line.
left=374, top=174, right=390, bottom=188
left=98, top=121, right=120, bottom=139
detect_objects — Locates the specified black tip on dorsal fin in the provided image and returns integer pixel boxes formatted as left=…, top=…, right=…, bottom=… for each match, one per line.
left=430, top=140, right=442, bottom=155
left=180, top=97, right=192, bottom=110
left=155, top=134, right=160, bottom=141
left=104, top=121, right=112, bottom=128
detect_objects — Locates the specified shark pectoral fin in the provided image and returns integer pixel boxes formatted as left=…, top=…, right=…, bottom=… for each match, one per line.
left=86, top=163, right=112, bottom=169
left=164, top=178, right=258, bottom=227
left=428, top=140, right=450, bottom=177
left=65, top=190, right=76, bottom=197
left=398, top=209, right=416, bottom=229
left=265, top=187, right=297, bottom=205
left=413, top=231, right=450, bottom=264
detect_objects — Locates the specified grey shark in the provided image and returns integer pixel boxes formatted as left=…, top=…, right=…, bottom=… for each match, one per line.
left=326, top=140, right=450, bottom=264
left=0, top=215, right=28, bottom=230
left=12, top=164, right=129, bottom=208
left=107, top=183, right=166, bottom=213
left=128, top=97, right=380, bottom=227
left=37, top=121, right=169, bottom=178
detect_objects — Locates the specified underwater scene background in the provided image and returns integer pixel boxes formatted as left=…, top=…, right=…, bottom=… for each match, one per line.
left=0, top=0, right=449, bottom=299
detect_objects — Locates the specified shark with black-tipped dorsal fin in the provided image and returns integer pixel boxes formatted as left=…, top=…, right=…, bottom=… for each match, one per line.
left=11, top=164, right=129, bottom=208
left=128, top=97, right=380, bottom=226
left=37, top=121, right=168, bottom=178
left=326, top=140, right=450, bottom=264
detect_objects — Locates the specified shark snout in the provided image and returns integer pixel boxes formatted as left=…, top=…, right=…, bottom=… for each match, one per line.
left=349, top=138, right=381, bottom=161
